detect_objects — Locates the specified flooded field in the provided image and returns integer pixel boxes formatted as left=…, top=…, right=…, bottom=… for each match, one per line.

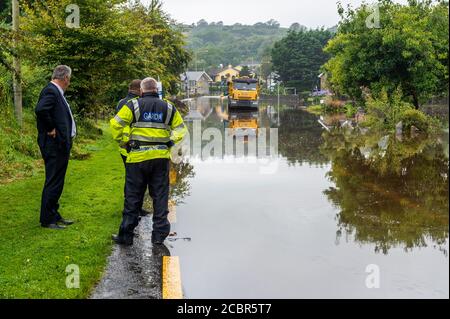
left=167, top=97, right=449, bottom=299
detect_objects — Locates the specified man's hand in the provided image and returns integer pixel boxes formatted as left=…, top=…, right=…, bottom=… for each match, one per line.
left=47, top=129, right=56, bottom=138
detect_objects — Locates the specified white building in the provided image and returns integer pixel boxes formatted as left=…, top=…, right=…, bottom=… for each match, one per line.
left=180, top=71, right=213, bottom=95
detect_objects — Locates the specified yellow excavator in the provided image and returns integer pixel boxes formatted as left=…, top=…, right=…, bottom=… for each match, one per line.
left=227, top=77, right=259, bottom=109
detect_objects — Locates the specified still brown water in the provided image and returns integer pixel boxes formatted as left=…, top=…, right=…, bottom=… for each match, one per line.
left=168, top=97, right=449, bottom=299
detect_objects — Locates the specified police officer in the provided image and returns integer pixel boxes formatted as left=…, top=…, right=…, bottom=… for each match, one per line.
left=115, top=79, right=151, bottom=218
left=110, top=77, right=187, bottom=246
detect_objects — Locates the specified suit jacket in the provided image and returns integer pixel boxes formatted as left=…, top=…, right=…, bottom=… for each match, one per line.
left=35, top=82, right=73, bottom=154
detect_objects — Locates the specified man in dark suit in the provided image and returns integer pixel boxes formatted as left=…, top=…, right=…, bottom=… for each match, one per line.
left=35, top=65, right=76, bottom=230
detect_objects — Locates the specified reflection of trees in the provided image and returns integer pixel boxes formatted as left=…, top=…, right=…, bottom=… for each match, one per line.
left=143, top=161, right=195, bottom=210
left=321, top=130, right=449, bottom=255
left=169, top=161, right=196, bottom=205
left=278, top=109, right=329, bottom=166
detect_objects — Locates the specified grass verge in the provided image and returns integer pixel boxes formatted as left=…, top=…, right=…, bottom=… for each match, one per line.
left=0, top=124, right=124, bottom=298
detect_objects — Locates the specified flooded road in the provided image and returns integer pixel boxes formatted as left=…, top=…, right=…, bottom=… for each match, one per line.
left=168, top=97, right=449, bottom=299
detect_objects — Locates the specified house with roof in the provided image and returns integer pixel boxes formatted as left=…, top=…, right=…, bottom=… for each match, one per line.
left=180, top=71, right=213, bottom=95
left=210, top=65, right=241, bottom=83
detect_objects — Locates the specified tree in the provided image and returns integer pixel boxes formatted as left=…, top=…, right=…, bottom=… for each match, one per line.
left=197, top=19, right=208, bottom=27
left=289, top=22, right=305, bottom=32
left=0, top=0, right=13, bottom=71
left=0, top=0, right=11, bottom=23
left=324, top=0, right=449, bottom=108
left=20, top=0, right=190, bottom=115
left=271, top=29, right=333, bottom=92
left=186, top=22, right=287, bottom=71
left=240, top=65, right=251, bottom=77
left=266, top=19, right=280, bottom=28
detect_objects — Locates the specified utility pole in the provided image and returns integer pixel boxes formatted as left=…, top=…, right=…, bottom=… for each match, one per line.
left=12, top=0, right=23, bottom=126
left=277, top=82, right=280, bottom=108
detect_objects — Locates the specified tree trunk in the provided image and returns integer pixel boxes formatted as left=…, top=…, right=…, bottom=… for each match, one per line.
left=412, top=92, right=420, bottom=110
left=12, top=0, right=22, bottom=126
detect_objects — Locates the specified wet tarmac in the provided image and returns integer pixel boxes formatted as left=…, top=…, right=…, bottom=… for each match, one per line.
left=91, top=215, right=169, bottom=299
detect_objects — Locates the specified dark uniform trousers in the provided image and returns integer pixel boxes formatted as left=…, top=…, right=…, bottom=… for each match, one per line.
left=121, top=154, right=146, bottom=215
left=39, top=136, right=71, bottom=225
left=119, top=158, right=171, bottom=242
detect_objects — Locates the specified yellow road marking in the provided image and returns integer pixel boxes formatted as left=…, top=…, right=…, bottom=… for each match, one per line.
left=162, top=256, right=183, bottom=299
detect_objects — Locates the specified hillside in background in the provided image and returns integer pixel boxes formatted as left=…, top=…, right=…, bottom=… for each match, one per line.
left=183, top=20, right=292, bottom=72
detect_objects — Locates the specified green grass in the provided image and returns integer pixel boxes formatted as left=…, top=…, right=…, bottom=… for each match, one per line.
left=0, top=107, right=104, bottom=184
left=306, top=104, right=324, bottom=115
left=0, top=124, right=124, bottom=298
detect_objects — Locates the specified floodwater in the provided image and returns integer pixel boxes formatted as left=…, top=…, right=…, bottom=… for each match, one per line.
left=167, top=96, right=449, bottom=299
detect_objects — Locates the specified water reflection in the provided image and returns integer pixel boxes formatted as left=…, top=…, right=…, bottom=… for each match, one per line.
left=321, top=129, right=449, bottom=255
left=172, top=97, right=448, bottom=298
left=277, top=107, right=329, bottom=166
left=143, top=160, right=195, bottom=211
left=169, top=161, right=196, bottom=206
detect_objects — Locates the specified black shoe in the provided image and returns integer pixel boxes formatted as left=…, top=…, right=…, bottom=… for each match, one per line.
left=112, top=234, right=133, bottom=246
left=151, top=239, right=164, bottom=245
left=140, top=209, right=151, bottom=217
left=42, top=223, right=66, bottom=230
left=57, top=219, right=74, bottom=226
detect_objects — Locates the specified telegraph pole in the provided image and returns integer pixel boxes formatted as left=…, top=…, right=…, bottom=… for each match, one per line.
left=12, top=0, right=23, bottom=126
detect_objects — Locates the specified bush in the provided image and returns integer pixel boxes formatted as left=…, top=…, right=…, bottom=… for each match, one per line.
left=399, top=109, right=430, bottom=133
left=366, top=88, right=412, bottom=128
left=344, top=103, right=358, bottom=118
left=323, top=97, right=346, bottom=114
left=21, top=64, right=49, bottom=110
left=306, top=104, right=324, bottom=115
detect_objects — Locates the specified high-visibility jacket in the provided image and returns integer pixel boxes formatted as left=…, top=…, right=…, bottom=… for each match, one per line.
left=110, top=92, right=187, bottom=163
left=115, top=92, right=139, bottom=157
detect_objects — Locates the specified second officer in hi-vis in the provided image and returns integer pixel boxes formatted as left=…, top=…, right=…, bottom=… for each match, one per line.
left=110, top=77, right=187, bottom=246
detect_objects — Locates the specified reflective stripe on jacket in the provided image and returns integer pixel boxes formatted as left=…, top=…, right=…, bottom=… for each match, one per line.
left=115, top=93, right=139, bottom=157
left=110, top=92, right=187, bottom=163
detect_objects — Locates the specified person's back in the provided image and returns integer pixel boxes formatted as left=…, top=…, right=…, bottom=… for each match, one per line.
left=116, top=80, right=141, bottom=163
left=114, top=91, right=186, bottom=164
left=110, top=77, right=187, bottom=246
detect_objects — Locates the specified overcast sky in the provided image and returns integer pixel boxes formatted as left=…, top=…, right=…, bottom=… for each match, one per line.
left=141, top=0, right=406, bottom=28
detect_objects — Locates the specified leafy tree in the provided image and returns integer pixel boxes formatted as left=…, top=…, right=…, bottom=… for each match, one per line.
left=19, top=0, right=189, bottom=116
left=196, top=19, right=208, bottom=27
left=271, top=29, right=333, bottom=92
left=0, top=0, right=11, bottom=23
left=289, top=22, right=305, bottom=32
left=266, top=19, right=280, bottom=28
left=324, top=0, right=449, bottom=108
left=239, top=65, right=251, bottom=77
left=186, top=22, right=288, bottom=72
left=0, top=0, right=13, bottom=71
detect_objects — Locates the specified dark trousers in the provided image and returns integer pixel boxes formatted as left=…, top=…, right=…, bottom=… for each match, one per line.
left=38, top=137, right=70, bottom=225
left=119, top=158, right=170, bottom=242
left=121, top=154, right=127, bottom=165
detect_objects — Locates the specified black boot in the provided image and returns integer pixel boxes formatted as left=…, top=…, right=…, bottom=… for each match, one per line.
left=112, top=234, right=133, bottom=246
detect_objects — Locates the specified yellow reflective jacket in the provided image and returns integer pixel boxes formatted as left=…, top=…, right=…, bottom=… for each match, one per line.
left=110, top=92, right=187, bottom=163
left=115, top=93, right=139, bottom=157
